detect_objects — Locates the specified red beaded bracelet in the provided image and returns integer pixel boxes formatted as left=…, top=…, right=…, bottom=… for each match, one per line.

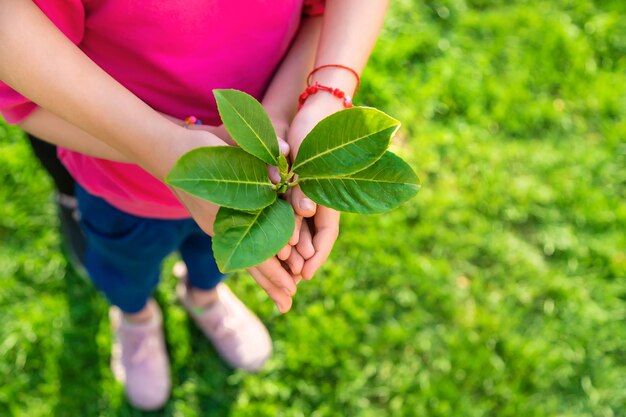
left=298, top=82, right=353, bottom=110
left=299, top=64, right=360, bottom=110
left=307, top=64, right=360, bottom=94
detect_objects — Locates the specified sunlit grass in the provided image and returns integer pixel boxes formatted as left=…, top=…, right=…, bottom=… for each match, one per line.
left=1, top=1, right=625, bottom=416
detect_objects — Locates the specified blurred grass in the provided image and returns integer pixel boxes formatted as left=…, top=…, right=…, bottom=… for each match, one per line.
left=1, top=0, right=625, bottom=416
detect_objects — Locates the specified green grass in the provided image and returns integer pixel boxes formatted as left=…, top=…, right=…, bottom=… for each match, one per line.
left=1, top=0, right=625, bottom=416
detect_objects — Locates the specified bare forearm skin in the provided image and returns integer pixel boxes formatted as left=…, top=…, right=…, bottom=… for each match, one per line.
left=262, top=16, right=323, bottom=127
left=19, top=107, right=131, bottom=162
left=309, top=0, right=390, bottom=98
left=0, top=0, right=219, bottom=180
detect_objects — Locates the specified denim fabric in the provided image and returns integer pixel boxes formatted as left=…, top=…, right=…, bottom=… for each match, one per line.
left=76, top=185, right=224, bottom=313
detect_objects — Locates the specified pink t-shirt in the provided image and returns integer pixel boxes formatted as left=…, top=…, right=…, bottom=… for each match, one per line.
left=0, top=0, right=325, bottom=219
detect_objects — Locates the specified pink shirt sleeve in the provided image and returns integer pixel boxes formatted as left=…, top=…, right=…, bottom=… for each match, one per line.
left=302, top=0, right=325, bottom=17
left=0, top=0, right=85, bottom=123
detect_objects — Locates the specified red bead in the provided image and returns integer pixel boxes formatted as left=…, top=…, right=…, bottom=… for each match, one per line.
left=297, top=82, right=357, bottom=113
left=333, top=89, right=345, bottom=98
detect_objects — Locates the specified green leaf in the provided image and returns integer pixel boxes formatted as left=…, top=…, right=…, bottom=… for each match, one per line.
left=213, top=199, right=295, bottom=272
left=166, top=146, right=276, bottom=210
left=292, top=107, right=400, bottom=178
left=214, top=89, right=280, bottom=165
left=299, top=151, right=420, bottom=213
left=278, top=153, right=290, bottom=178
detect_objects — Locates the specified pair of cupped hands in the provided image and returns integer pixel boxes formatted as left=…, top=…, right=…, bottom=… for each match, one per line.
left=169, top=95, right=343, bottom=313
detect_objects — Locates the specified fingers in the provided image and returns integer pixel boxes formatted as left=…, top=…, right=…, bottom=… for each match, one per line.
left=268, top=137, right=290, bottom=185
left=249, top=256, right=300, bottom=313
left=248, top=266, right=293, bottom=314
left=302, top=207, right=340, bottom=280
left=277, top=244, right=291, bottom=261
left=277, top=137, right=290, bottom=155
left=289, top=214, right=302, bottom=246
left=281, top=218, right=312, bottom=276
left=285, top=247, right=305, bottom=276
left=278, top=189, right=302, bottom=260
left=296, top=219, right=315, bottom=261
left=260, top=257, right=297, bottom=296
left=302, top=227, right=338, bottom=280
left=268, top=166, right=281, bottom=184
left=290, top=185, right=317, bottom=218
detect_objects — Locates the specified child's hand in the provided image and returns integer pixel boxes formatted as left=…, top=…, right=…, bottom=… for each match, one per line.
left=160, top=114, right=291, bottom=160
left=285, top=93, right=345, bottom=280
left=169, top=127, right=298, bottom=313
left=281, top=218, right=315, bottom=282
left=248, top=258, right=298, bottom=314
left=184, top=118, right=291, bottom=184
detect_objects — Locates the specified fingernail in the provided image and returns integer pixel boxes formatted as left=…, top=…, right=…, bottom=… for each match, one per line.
left=299, top=198, right=315, bottom=212
left=279, top=141, right=289, bottom=154
left=282, top=287, right=292, bottom=297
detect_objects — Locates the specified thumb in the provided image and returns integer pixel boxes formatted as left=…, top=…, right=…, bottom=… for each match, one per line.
left=277, top=137, right=290, bottom=156
left=290, top=185, right=316, bottom=218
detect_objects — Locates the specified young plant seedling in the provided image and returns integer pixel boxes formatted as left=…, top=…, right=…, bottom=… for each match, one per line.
left=166, top=89, right=420, bottom=272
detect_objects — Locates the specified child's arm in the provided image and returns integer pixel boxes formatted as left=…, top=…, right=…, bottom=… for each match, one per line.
left=261, top=16, right=323, bottom=136
left=287, top=0, right=391, bottom=279
left=19, top=107, right=131, bottom=162
left=0, top=0, right=205, bottom=179
left=19, top=108, right=238, bottom=163
left=260, top=16, right=324, bottom=273
left=0, top=0, right=297, bottom=312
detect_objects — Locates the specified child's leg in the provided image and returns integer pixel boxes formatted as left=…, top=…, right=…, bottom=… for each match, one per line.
left=75, top=185, right=182, bottom=314
left=75, top=185, right=179, bottom=409
left=179, top=226, right=224, bottom=286
left=27, top=134, right=74, bottom=196
left=177, top=223, right=272, bottom=371
left=26, top=134, right=86, bottom=270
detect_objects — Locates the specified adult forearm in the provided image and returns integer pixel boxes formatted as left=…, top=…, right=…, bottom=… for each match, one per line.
left=0, top=0, right=212, bottom=180
left=262, top=16, right=323, bottom=126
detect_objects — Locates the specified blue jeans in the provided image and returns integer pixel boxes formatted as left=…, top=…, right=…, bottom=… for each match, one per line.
left=76, top=185, right=224, bottom=313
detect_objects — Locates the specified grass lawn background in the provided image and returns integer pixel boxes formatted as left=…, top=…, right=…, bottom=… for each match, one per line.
left=1, top=0, right=625, bottom=416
